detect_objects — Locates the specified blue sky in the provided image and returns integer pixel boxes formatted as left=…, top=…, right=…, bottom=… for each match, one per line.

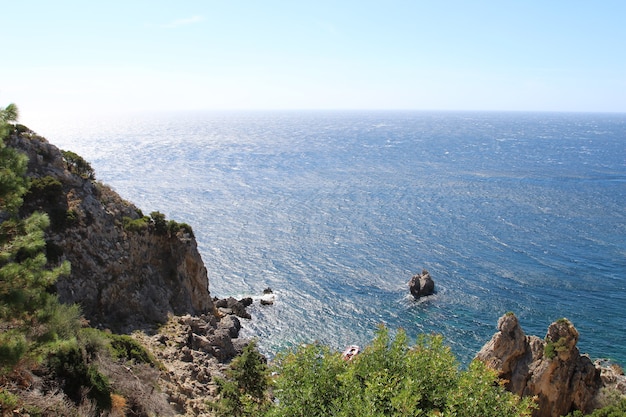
left=2, top=1, right=625, bottom=122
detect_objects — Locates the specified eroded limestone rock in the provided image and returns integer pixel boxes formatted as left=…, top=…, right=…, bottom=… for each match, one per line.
left=10, top=127, right=215, bottom=332
left=475, top=313, right=618, bottom=417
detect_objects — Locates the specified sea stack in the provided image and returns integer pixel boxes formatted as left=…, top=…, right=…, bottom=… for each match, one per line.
left=408, top=269, right=435, bottom=299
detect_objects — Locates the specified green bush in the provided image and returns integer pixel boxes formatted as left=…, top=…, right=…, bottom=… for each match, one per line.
left=122, top=215, right=150, bottom=232
left=61, top=150, right=95, bottom=180
left=213, top=340, right=271, bottom=417
left=150, top=211, right=167, bottom=234
left=0, top=330, right=27, bottom=371
left=148, top=211, right=194, bottom=237
left=544, top=337, right=568, bottom=360
left=545, top=342, right=557, bottom=360
left=0, top=388, right=20, bottom=413
left=565, top=397, right=626, bottom=416
left=47, top=340, right=112, bottom=411
left=167, top=219, right=194, bottom=237
left=28, top=176, right=63, bottom=204
left=266, top=326, right=535, bottom=417
left=107, top=333, right=159, bottom=367
left=65, top=209, right=77, bottom=224
left=36, top=302, right=82, bottom=343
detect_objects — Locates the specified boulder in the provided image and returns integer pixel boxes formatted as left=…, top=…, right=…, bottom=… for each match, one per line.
left=215, top=297, right=252, bottom=319
left=408, top=269, right=435, bottom=299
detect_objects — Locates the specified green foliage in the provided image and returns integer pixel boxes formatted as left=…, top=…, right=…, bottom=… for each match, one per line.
left=148, top=211, right=194, bottom=237
left=36, top=301, right=82, bottom=343
left=150, top=211, right=167, bottom=234
left=27, top=176, right=63, bottom=205
left=545, top=341, right=557, bottom=359
left=167, top=219, right=194, bottom=237
left=25, top=176, right=78, bottom=231
left=122, top=215, right=150, bottom=232
left=0, top=212, right=71, bottom=324
left=0, top=388, right=20, bottom=413
left=107, top=333, right=159, bottom=367
left=565, top=397, right=626, bottom=416
left=271, top=344, right=346, bottom=417
left=61, top=150, right=95, bottom=180
left=77, top=327, right=109, bottom=358
left=213, top=340, right=271, bottom=417
left=0, top=103, right=18, bottom=145
left=0, top=330, right=27, bottom=372
left=0, top=105, right=29, bottom=215
left=544, top=337, right=569, bottom=360
left=445, top=360, right=535, bottom=417
left=0, top=103, right=18, bottom=123
left=267, top=326, right=535, bottom=417
left=47, top=340, right=112, bottom=411
left=124, top=213, right=193, bottom=237
left=0, top=103, right=77, bottom=374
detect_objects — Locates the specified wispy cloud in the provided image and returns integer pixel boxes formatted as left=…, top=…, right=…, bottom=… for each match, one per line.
left=161, top=15, right=204, bottom=29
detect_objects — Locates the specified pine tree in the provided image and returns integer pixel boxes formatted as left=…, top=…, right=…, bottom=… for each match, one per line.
left=0, top=104, right=28, bottom=215
left=213, top=340, right=271, bottom=417
left=0, top=104, right=73, bottom=373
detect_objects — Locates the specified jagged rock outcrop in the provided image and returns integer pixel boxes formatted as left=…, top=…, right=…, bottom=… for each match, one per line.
left=9, top=126, right=215, bottom=332
left=132, top=313, right=250, bottom=416
left=476, top=313, right=625, bottom=417
left=214, top=296, right=253, bottom=319
left=408, top=269, right=435, bottom=299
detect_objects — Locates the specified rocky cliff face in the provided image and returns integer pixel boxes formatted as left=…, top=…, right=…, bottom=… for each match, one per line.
left=476, top=313, right=626, bottom=417
left=9, top=126, right=215, bottom=332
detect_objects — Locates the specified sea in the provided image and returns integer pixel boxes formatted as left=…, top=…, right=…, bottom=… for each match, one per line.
left=28, top=111, right=626, bottom=365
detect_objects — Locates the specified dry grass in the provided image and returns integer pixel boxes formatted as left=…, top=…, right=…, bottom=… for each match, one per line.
left=95, top=356, right=175, bottom=417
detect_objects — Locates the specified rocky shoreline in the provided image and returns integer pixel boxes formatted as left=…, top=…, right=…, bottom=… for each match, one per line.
left=131, top=307, right=250, bottom=416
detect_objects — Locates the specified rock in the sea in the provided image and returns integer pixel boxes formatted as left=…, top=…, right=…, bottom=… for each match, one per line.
left=215, top=297, right=252, bottom=319
left=408, top=269, right=435, bottom=299
left=475, top=313, right=609, bottom=417
left=260, top=294, right=275, bottom=305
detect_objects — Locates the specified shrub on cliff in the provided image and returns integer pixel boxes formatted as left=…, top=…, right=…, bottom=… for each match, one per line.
left=123, top=215, right=150, bottom=232
left=61, top=149, right=95, bottom=180
left=266, top=326, right=535, bottom=417
left=123, top=212, right=194, bottom=237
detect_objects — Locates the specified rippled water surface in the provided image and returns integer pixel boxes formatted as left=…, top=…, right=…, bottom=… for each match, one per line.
left=33, top=111, right=626, bottom=364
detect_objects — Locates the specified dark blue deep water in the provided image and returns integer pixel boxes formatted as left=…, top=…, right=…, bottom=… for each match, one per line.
left=36, top=111, right=626, bottom=364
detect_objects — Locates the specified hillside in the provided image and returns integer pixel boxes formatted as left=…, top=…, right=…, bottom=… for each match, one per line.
left=10, top=125, right=213, bottom=333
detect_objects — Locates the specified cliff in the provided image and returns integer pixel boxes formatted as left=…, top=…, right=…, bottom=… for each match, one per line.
left=2, top=125, right=267, bottom=415
left=476, top=313, right=626, bottom=417
left=9, top=125, right=214, bottom=332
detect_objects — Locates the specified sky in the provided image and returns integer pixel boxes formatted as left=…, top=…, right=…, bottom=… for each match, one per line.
left=1, top=1, right=626, bottom=123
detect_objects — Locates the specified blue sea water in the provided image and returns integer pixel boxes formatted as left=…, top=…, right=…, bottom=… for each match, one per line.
left=33, top=111, right=626, bottom=365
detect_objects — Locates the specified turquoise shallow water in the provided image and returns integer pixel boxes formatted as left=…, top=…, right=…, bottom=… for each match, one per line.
left=32, top=111, right=626, bottom=364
